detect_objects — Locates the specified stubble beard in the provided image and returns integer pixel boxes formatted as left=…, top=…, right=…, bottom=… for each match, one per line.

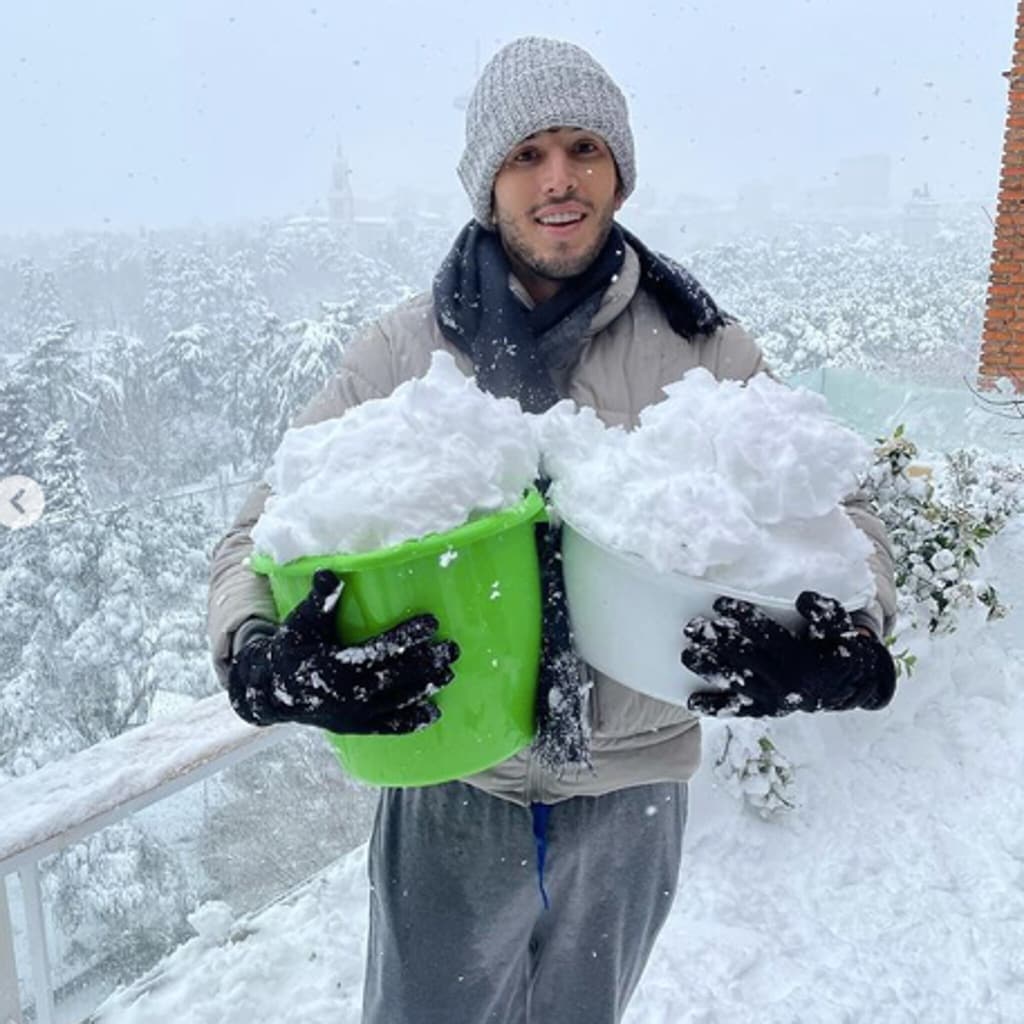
left=495, top=200, right=617, bottom=283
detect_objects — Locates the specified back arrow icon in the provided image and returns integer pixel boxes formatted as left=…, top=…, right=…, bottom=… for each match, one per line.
left=0, top=475, right=45, bottom=529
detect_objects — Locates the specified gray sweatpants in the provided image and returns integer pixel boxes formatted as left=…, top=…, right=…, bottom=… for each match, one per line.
left=361, top=779, right=688, bottom=1024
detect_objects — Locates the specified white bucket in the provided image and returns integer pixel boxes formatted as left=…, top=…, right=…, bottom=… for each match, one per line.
left=561, top=519, right=875, bottom=706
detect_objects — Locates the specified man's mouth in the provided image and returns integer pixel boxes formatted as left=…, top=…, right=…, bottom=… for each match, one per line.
left=536, top=211, right=585, bottom=226
left=534, top=207, right=587, bottom=235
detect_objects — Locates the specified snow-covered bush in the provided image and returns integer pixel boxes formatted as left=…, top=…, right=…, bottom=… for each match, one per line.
left=712, top=722, right=797, bottom=819
left=863, top=427, right=1024, bottom=634
left=714, top=427, right=1024, bottom=818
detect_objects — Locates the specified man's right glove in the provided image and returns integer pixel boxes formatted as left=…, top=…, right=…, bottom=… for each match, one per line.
left=228, top=569, right=459, bottom=735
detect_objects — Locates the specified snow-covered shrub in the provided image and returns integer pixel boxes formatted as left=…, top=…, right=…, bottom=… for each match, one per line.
left=940, top=445, right=1024, bottom=529
left=712, top=722, right=796, bottom=820
left=714, top=428, right=1023, bottom=817
left=863, top=427, right=1024, bottom=634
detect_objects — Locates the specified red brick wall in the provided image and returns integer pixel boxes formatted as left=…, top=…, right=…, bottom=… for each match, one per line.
left=980, top=0, right=1024, bottom=389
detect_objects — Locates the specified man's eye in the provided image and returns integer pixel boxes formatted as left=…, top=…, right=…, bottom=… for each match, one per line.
left=575, top=141, right=599, bottom=154
left=512, top=149, right=538, bottom=164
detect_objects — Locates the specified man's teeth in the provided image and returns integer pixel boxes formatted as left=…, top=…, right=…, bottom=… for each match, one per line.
left=538, top=212, right=583, bottom=225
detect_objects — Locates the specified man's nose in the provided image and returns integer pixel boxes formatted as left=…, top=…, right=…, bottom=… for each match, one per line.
left=540, top=150, right=577, bottom=196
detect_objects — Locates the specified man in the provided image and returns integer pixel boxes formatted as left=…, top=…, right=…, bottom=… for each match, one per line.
left=208, top=36, right=897, bottom=1023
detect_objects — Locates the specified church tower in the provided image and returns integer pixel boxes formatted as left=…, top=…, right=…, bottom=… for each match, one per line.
left=328, top=143, right=355, bottom=233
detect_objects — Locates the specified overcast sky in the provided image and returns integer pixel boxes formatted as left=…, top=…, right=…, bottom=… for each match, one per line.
left=0, top=0, right=1016, bottom=233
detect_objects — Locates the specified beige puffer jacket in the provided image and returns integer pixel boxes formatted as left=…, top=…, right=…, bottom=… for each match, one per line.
left=207, top=244, right=897, bottom=807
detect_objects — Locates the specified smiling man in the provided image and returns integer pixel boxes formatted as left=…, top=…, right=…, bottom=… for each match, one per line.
left=209, top=35, right=897, bottom=1024
left=492, top=126, right=623, bottom=298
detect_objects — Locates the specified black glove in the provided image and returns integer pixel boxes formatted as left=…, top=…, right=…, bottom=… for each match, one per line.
left=683, top=590, right=896, bottom=718
left=228, top=569, right=459, bottom=735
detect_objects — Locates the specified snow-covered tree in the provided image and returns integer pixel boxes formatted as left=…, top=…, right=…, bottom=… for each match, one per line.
left=46, top=819, right=197, bottom=988
left=35, top=420, right=92, bottom=519
left=0, top=372, right=40, bottom=478
left=13, top=259, right=66, bottom=344
left=18, top=320, right=89, bottom=424
left=76, top=331, right=155, bottom=500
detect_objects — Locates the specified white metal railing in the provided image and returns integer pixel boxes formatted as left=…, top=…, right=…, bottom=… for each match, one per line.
left=0, top=693, right=293, bottom=1024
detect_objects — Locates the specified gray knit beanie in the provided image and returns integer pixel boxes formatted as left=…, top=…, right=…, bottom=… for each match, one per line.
left=458, top=36, right=636, bottom=227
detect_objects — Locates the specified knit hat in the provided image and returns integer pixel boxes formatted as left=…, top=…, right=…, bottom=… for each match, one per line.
left=458, top=36, right=636, bottom=227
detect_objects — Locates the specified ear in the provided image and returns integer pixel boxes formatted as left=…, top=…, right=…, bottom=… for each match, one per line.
left=613, top=170, right=625, bottom=212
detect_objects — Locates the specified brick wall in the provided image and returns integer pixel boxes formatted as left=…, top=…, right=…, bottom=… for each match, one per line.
left=980, top=0, right=1024, bottom=389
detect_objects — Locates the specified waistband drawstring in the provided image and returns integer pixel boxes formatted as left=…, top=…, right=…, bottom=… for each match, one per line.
left=530, top=802, right=552, bottom=910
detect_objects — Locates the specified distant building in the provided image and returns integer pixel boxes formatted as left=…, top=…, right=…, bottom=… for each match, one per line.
left=353, top=215, right=393, bottom=253
left=903, top=184, right=939, bottom=248
left=328, top=144, right=355, bottom=233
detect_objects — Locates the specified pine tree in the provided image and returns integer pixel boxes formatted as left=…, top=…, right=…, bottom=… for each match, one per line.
left=35, top=420, right=92, bottom=520
left=78, top=330, right=157, bottom=501
left=19, top=320, right=87, bottom=424
left=142, top=248, right=178, bottom=342
left=13, top=257, right=38, bottom=343
left=61, top=243, right=104, bottom=338
left=14, top=260, right=65, bottom=344
left=269, top=302, right=351, bottom=435
left=31, top=270, right=64, bottom=336
left=154, top=324, right=212, bottom=402
left=244, top=312, right=288, bottom=466
left=0, top=260, right=22, bottom=349
left=0, top=373, right=41, bottom=478
left=46, top=819, right=196, bottom=986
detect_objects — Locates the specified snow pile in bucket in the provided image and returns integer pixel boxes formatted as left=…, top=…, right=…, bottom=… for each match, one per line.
left=252, top=352, right=538, bottom=562
left=535, top=368, right=875, bottom=600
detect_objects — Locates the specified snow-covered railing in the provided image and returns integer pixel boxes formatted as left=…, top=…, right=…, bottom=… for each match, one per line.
left=0, top=693, right=292, bottom=1024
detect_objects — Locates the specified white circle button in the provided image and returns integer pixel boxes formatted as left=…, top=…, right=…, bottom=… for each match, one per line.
left=0, top=476, right=46, bottom=529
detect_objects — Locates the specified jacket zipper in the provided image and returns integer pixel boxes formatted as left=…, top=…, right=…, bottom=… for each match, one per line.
left=524, top=746, right=546, bottom=804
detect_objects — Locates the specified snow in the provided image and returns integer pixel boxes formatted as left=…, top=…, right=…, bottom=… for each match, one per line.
left=94, top=520, right=1024, bottom=1023
left=253, top=356, right=872, bottom=603
left=0, top=695, right=287, bottom=868
left=251, top=351, right=539, bottom=562
left=538, top=368, right=875, bottom=601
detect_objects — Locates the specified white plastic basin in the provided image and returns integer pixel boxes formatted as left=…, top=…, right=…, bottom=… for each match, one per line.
left=561, top=519, right=875, bottom=706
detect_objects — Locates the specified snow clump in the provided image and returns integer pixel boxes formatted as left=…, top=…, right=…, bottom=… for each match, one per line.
left=535, top=368, right=876, bottom=601
left=252, top=351, right=539, bottom=562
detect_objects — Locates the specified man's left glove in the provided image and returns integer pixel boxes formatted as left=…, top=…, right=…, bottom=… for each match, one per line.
left=683, top=590, right=896, bottom=718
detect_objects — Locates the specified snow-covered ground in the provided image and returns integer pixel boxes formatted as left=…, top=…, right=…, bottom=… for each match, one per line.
left=94, top=519, right=1024, bottom=1024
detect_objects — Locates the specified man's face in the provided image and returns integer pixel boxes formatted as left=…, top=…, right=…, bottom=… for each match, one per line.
left=491, top=127, right=623, bottom=303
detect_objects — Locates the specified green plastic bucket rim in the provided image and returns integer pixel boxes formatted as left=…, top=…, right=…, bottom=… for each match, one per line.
left=250, top=486, right=547, bottom=577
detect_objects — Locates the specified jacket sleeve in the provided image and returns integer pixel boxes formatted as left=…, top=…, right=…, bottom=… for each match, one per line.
left=206, top=322, right=396, bottom=686
left=700, top=320, right=769, bottom=382
left=715, top=320, right=898, bottom=638
left=842, top=490, right=898, bottom=639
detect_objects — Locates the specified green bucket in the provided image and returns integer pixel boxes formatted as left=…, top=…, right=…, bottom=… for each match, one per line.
left=249, top=488, right=545, bottom=787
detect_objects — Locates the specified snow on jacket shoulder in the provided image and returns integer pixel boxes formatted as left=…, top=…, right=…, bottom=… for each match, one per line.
left=206, top=243, right=897, bottom=807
